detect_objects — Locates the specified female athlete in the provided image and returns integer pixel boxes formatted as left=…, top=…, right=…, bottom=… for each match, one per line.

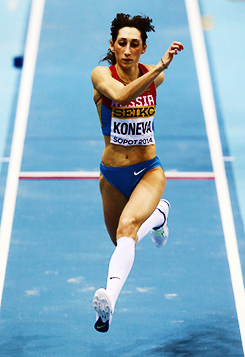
left=91, top=13, right=183, bottom=332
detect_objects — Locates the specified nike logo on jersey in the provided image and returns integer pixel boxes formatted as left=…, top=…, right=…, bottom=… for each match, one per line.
left=110, top=277, right=121, bottom=280
left=134, top=168, right=146, bottom=176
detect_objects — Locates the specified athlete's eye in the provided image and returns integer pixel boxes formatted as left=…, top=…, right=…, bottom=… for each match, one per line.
left=118, top=41, right=126, bottom=47
left=131, top=42, right=140, bottom=48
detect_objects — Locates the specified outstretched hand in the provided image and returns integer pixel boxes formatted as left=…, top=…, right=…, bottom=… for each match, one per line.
left=161, top=41, right=184, bottom=68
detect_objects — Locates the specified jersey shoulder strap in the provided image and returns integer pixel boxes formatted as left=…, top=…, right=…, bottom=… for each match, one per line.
left=109, top=65, right=121, bottom=81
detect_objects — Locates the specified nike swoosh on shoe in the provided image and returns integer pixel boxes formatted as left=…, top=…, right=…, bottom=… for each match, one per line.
left=94, top=317, right=109, bottom=333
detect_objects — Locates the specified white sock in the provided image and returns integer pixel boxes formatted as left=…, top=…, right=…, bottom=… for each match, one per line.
left=137, top=208, right=165, bottom=243
left=106, top=236, right=135, bottom=311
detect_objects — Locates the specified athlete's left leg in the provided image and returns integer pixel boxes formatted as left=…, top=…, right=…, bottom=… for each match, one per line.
left=105, top=167, right=166, bottom=314
left=137, top=198, right=170, bottom=245
left=93, top=167, right=166, bottom=332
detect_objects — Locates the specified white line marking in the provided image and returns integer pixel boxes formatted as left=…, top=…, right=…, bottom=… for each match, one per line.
left=165, top=171, right=214, bottom=180
left=223, top=156, right=235, bottom=162
left=0, top=158, right=10, bottom=163
left=0, top=0, right=45, bottom=308
left=18, top=171, right=215, bottom=180
left=185, top=0, right=245, bottom=354
left=19, top=171, right=101, bottom=179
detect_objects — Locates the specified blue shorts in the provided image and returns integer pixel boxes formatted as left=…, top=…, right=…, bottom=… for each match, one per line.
left=100, top=156, right=163, bottom=198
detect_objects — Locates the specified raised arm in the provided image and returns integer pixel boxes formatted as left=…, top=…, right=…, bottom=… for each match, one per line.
left=152, top=41, right=184, bottom=88
left=91, top=41, right=183, bottom=106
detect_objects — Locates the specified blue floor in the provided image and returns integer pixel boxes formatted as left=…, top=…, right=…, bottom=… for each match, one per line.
left=0, top=0, right=244, bottom=356
left=1, top=179, right=242, bottom=356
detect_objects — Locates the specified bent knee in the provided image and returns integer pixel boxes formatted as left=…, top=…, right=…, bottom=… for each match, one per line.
left=116, top=215, right=140, bottom=241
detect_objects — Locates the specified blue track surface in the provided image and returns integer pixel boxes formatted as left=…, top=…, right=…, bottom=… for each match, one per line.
left=0, top=0, right=244, bottom=356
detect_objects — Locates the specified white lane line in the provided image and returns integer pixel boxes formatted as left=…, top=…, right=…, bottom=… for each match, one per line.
left=185, top=0, right=245, bottom=354
left=0, top=158, right=10, bottom=163
left=18, top=171, right=215, bottom=180
left=19, top=171, right=101, bottom=179
left=0, top=0, right=46, bottom=308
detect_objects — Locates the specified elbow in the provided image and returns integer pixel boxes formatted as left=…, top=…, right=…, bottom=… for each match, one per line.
left=115, top=95, right=131, bottom=106
left=112, top=86, right=134, bottom=106
left=118, top=100, right=130, bottom=106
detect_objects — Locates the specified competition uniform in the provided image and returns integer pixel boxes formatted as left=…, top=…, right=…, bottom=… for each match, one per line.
left=95, top=63, right=163, bottom=198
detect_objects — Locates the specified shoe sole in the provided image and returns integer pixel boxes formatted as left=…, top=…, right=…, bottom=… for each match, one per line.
left=151, top=226, right=169, bottom=247
left=92, top=288, right=112, bottom=323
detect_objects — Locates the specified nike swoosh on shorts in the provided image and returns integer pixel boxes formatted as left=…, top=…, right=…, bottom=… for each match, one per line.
left=134, top=168, right=146, bottom=176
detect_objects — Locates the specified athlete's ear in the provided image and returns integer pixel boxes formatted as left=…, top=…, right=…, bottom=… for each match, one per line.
left=141, top=43, right=147, bottom=54
left=110, top=40, right=115, bottom=53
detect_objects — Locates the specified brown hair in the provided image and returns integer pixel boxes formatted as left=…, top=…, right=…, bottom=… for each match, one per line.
left=101, top=13, right=155, bottom=65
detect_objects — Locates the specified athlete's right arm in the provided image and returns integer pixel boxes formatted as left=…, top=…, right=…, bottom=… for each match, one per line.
left=91, top=65, right=164, bottom=106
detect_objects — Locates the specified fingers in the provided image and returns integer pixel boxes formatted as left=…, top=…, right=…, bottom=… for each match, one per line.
left=169, top=41, right=184, bottom=55
left=160, top=41, right=184, bottom=69
left=171, top=41, right=184, bottom=50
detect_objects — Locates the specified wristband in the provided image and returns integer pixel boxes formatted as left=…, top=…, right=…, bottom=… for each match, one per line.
left=161, top=58, right=169, bottom=69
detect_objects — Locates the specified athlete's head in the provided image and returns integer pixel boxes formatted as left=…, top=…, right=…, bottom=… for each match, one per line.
left=102, top=13, right=155, bottom=65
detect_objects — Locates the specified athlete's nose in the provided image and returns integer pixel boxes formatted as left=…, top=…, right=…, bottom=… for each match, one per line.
left=124, top=43, right=131, bottom=56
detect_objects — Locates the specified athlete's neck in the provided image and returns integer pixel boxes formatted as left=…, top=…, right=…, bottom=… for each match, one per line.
left=115, top=63, right=141, bottom=84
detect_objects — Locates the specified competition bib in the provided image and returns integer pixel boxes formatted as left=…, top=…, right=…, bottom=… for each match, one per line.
left=110, top=104, right=156, bottom=146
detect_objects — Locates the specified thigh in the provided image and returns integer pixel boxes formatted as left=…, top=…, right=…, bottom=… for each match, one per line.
left=99, top=174, right=128, bottom=246
left=117, top=167, right=166, bottom=241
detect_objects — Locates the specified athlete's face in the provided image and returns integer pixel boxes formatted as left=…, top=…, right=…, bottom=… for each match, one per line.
left=110, top=27, right=147, bottom=68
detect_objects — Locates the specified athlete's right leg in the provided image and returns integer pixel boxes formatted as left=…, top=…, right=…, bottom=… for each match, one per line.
left=99, top=175, right=136, bottom=311
left=93, top=175, right=131, bottom=332
left=99, top=174, right=128, bottom=246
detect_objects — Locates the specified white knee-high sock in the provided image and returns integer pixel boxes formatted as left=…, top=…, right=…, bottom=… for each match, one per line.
left=137, top=208, right=165, bottom=243
left=106, top=236, right=135, bottom=311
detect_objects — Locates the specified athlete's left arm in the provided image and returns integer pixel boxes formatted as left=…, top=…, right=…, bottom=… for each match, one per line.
left=145, top=65, right=165, bottom=88
left=146, top=41, right=184, bottom=89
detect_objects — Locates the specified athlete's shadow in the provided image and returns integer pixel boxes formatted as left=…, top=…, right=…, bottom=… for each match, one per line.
left=0, top=335, right=58, bottom=356
left=137, top=325, right=243, bottom=357
left=87, top=322, right=242, bottom=357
